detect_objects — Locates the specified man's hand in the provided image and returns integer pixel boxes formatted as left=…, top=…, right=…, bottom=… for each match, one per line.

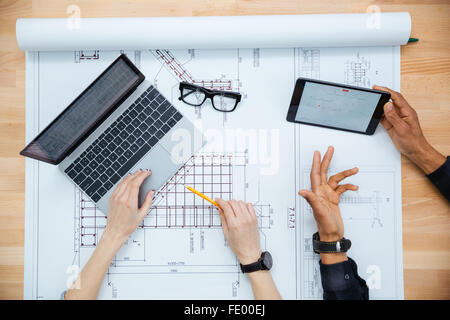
left=215, top=199, right=261, bottom=265
left=104, top=170, right=154, bottom=244
left=373, top=85, right=446, bottom=174
left=298, top=146, right=358, bottom=242
left=298, top=146, right=358, bottom=264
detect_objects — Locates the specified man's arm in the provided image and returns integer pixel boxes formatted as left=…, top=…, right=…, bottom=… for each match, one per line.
left=373, top=85, right=449, bottom=201
left=215, top=199, right=282, bottom=300
left=64, top=170, right=154, bottom=299
left=299, top=146, right=368, bottom=300
left=426, top=157, right=450, bottom=201
left=319, top=257, right=368, bottom=300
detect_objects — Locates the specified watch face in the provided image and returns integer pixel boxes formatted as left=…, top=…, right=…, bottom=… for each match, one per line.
left=262, top=251, right=273, bottom=270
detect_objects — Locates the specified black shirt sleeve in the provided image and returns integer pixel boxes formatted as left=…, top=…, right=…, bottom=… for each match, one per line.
left=426, top=156, right=450, bottom=201
left=319, top=257, right=369, bottom=300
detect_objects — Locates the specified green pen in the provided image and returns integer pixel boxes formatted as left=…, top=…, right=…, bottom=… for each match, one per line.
left=408, top=38, right=419, bottom=43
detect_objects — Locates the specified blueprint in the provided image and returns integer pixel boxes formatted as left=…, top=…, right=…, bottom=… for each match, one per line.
left=24, top=46, right=403, bottom=299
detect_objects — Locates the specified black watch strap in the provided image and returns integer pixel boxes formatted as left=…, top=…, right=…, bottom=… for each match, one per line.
left=240, top=260, right=264, bottom=273
left=312, top=232, right=351, bottom=254
left=240, top=252, right=272, bottom=273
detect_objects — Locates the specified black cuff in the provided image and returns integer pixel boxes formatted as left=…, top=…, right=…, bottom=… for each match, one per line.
left=426, top=156, right=450, bottom=201
left=319, top=258, right=356, bottom=292
left=319, top=257, right=369, bottom=300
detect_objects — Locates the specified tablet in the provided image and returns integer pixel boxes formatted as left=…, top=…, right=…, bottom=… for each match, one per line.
left=286, top=78, right=391, bottom=135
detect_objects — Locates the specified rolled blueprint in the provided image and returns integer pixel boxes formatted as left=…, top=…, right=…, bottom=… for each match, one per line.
left=16, top=12, right=411, bottom=51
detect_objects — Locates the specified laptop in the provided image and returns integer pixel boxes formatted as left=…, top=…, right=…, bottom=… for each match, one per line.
left=20, top=54, right=204, bottom=214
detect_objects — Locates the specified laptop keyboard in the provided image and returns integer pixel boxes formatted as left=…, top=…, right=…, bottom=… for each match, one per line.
left=64, top=86, right=183, bottom=202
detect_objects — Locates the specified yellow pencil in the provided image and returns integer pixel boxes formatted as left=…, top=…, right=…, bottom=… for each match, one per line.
left=184, top=185, right=220, bottom=209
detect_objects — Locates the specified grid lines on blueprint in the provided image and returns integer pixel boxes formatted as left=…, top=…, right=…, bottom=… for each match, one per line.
left=77, top=153, right=272, bottom=248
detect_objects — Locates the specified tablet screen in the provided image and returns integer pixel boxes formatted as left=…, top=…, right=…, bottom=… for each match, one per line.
left=295, top=82, right=382, bottom=132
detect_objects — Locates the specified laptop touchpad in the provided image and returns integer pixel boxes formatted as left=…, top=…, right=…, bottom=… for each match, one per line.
left=136, top=144, right=180, bottom=208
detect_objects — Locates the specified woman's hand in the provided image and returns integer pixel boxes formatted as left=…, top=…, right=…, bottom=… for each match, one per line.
left=104, top=169, right=154, bottom=244
left=65, top=170, right=154, bottom=299
left=215, top=199, right=262, bottom=265
left=215, top=198, right=281, bottom=299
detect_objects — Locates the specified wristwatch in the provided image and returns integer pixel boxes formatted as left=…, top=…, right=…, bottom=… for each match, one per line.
left=240, top=251, right=273, bottom=273
left=312, top=232, right=351, bottom=254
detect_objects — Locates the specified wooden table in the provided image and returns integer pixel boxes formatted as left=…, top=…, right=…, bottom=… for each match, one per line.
left=0, top=0, right=448, bottom=299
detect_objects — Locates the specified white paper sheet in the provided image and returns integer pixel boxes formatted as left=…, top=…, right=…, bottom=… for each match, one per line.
left=20, top=14, right=405, bottom=299
left=16, top=13, right=411, bottom=51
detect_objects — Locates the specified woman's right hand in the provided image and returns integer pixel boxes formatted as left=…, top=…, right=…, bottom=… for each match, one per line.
left=215, top=199, right=262, bottom=265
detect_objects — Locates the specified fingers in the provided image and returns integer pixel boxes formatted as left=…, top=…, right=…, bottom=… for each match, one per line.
left=336, top=184, right=359, bottom=195
left=215, top=199, right=256, bottom=238
left=246, top=203, right=257, bottom=222
left=298, top=189, right=319, bottom=208
left=228, top=200, right=243, bottom=220
left=139, top=188, right=154, bottom=210
left=215, top=198, right=236, bottom=226
left=235, top=200, right=247, bottom=218
left=129, top=169, right=151, bottom=192
left=215, top=198, right=230, bottom=237
left=380, top=114, right=393, bottom=131
left=383, top=102, right=409, bottom=134
left=111, top=170, right=151, bottom=207
left=138, top=190, right=155, bottom=218
left=328, top=167, right=358, bottom=189
left=372, top=85, right=404, bottom=105
left=218, top=208, right=229, bottom=238
left=228, top=200, right=255, bottom=227
left=373, top=85, right=407, bottom=106
left=120, top=170, right=151, bottom=204
left=373, top=85, right=414, bottom=117
left=112, top=172, right=135, bottom=197
left=320, top=146, right=334, bottom=184
left=238, top=200, right=254, bottom=220
left=310, top=150, right=321, bottom=192
left=241, top=202, right=257, bottom=225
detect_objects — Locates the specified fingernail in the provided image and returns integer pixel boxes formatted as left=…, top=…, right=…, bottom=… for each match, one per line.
left=386, top=102, right=393, bottom=112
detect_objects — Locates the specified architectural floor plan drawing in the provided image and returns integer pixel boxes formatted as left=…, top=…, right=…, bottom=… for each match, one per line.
left=24, top=45, right=403, bottom=299
left=73, top=152, right=275, bottom=299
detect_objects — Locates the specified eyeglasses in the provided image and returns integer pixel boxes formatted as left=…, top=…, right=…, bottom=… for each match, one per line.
left=178, top=82, right=242, bottom=112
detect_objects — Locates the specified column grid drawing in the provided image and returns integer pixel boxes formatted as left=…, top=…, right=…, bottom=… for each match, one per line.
left=77, top=153, right=272, bottom=247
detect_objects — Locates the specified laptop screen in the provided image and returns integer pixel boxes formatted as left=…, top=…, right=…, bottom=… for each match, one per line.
left=20, top=54, right=144, bottom=164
